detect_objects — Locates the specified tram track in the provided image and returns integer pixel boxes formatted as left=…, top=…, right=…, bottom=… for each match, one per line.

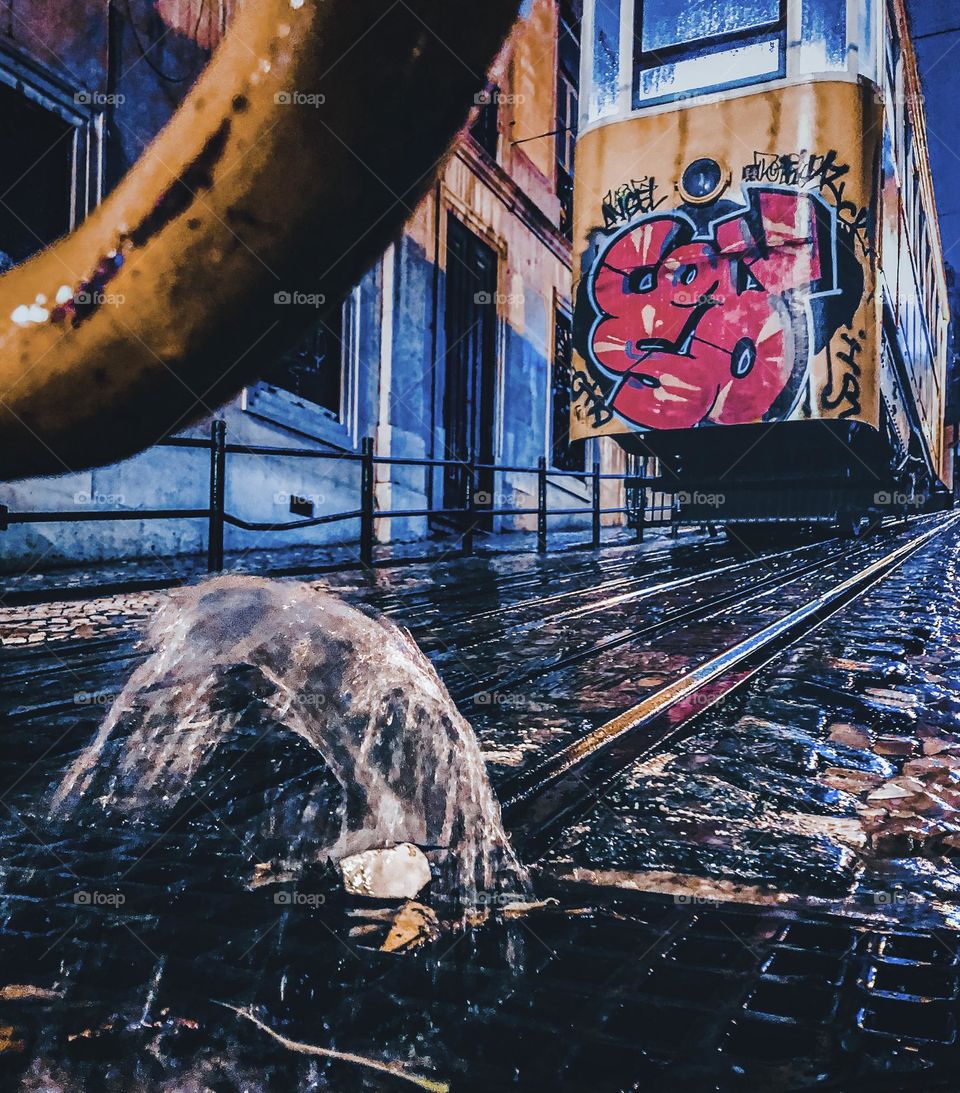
left=500, top=513, right=958, bottom=859
left=447, top=518, right=931, bottom=704
left=0, top=519, right=924, bottom=723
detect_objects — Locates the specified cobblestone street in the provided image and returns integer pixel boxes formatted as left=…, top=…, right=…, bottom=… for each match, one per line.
left=5, top=518, right=960, bottom=1087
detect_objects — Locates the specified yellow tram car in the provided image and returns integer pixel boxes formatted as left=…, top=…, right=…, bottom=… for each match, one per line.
left=570, top=0, right=952, bottom=531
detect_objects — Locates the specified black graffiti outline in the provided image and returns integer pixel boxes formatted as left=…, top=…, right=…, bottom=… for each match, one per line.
left=822, top=327, right=866, bottom=419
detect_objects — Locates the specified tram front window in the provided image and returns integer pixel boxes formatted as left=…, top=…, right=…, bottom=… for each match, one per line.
left=633, top=0, right=786, bottom=106
left=640, top=0, right=781, bottom=52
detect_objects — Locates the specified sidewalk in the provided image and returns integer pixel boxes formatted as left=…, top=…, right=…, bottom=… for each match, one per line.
left=0, top=525, right=708, bottom=647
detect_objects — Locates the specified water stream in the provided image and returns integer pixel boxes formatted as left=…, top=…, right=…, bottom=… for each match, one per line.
left=52, top=575, right=526, bottom=904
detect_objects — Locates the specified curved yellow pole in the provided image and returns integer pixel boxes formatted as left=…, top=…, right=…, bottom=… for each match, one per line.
left=0, top=0, right=518, bottom=479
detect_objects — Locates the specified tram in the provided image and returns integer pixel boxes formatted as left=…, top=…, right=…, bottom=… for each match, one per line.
left=570, top=0, right=953, bottom=531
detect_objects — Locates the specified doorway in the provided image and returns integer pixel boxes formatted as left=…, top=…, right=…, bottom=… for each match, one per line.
left=441, top=215, right=499, bottom=526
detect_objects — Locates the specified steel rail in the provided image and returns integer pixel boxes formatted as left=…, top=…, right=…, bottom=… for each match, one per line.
left=449, top=531, right=885, bottom=704
left=501, top=514, right=959, bottom=854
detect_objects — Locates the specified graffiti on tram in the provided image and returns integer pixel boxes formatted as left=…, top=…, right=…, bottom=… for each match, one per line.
left=573, top=152, right=871, bottom=432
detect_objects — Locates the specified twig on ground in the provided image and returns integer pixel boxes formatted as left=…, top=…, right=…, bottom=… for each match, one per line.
left=215, top=1001, right=449, bottom=1092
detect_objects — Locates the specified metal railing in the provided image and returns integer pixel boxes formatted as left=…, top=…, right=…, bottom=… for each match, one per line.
left=0, top=420, right=667, bottom=572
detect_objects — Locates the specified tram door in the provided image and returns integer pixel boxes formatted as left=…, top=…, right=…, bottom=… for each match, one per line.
left=442, top=215, right=498, bottom=527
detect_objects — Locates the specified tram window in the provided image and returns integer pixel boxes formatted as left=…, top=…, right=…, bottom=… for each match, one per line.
left=640, top=0, right=780, bottom=53
left=557, top=0, right=581, bottom=242
left=588, top=0, right=620, bottom=122
left=858, top=0, right=878, bottom=82
left=799, top=0, right=847, bottom=73
left=633, top=0, right=785, bottom=106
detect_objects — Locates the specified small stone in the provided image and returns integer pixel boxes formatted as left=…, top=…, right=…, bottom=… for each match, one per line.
left=870, top=819, right=932, bottom=857
left=0, top=984, right=63, bottom=1002
left=865, top=687, right=918, bottom=709
left=822, top=768, right=883, bottom=796
left=340, top=843, right=432, bottom=900
left=868, top=782, right=918, bottom=803
left=923, top=737, right=960, bottom=757
left=636, top=676, right=667, bottom=688
left=829, top=722, right=872, bottom=750
left=873, top=736, right=918, bottom=758
left=903, top=756, right=960, bottom=779
left=889, top=776, right=926, bottom=795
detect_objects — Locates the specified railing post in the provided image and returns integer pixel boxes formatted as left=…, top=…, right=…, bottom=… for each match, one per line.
left=360, top=436, right=375, bottom=567
left=207, top=418, right=226, bottom=573
left=537, top=456, right=548, bottom=553
left=636, top=483, right=646, bottom=543
left=591, top=460, right=601, bottom=549
left=462, top=460, right=475, bottom=556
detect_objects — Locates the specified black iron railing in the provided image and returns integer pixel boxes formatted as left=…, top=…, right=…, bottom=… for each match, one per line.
left=0, top=420, right=669, bottom=572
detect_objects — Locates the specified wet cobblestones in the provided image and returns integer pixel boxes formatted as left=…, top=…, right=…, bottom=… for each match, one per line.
left=3, top=518, right=960, bottom=1088
left=0, top=527, right=702, bottom=648
left=545, top=517, right=960, bottom=929
left=0, top=592, right=162, bottom=646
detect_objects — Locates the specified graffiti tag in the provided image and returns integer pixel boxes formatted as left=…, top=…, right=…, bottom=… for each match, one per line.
left=744, top=149, right=873, bottom=259
left=570, top=370, right=614, bottom=428
left=822, top=327, right=865, bottom=420
left=601, top=177, right=666, bottom=227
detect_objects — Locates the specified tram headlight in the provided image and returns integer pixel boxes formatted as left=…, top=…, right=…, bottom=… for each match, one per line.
left=679, top=158, right=727, bottom=205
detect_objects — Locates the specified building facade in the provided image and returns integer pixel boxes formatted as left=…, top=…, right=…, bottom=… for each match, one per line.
left=0, top=0, right=633, bottom=572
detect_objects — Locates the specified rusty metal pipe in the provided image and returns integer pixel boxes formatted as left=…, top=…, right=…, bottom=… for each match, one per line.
left=0, top=0, right=519, bottom=480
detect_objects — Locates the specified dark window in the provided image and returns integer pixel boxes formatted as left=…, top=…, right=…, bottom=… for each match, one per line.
left=634, top=0, right=786, bottom=106
left=442, top=216, right=498, bottom=526
left=264, top=306, right=344, bottom=418
left=470, top=85, right=499, bottom=159
left=551, top=308, right=585, bottom=473
left=556, top=0, right=581, bottom=241
left=0, top=81, right=74, bottom=266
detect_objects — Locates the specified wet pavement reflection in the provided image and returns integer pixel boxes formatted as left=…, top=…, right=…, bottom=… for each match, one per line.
left=3, top=520, right=960, bottom=1088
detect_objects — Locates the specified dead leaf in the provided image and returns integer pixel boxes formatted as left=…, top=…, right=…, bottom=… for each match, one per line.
left=381, top=901, right=440, bottom=953
left=0, top=1026, right=25, bottom=1055
left=0, top=984, right=62, bottom=1002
